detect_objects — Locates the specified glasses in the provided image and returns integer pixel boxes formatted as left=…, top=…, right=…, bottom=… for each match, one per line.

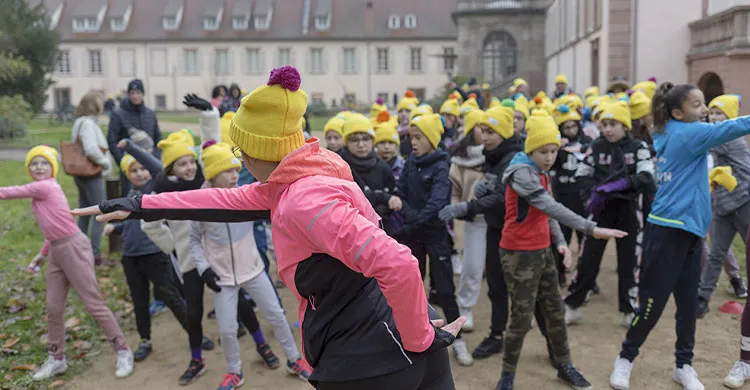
left=348, top=137, right=372, bottom=145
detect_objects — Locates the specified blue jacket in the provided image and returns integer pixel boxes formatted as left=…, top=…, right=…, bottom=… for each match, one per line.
left=649, top=117, right=750, bottom=237
left=395, top=150, right=451, bottom=234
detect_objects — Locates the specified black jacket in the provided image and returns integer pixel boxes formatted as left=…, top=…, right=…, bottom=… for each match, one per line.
left=465, top=135, right=524, bottom=229
left=340, top=149, right=396, bottom=220
left=108, top=98, right=161, bottom=164
left=395, top=150, right=451, bottom=235
left=551, top=133, right=593, bottom=196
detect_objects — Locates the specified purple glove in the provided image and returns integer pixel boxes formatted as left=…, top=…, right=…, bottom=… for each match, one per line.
left=596, top=178, right=630, bottom=193
left=586, top=191, right=606, bottom=216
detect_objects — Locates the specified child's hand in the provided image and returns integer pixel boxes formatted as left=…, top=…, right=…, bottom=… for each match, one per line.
left=103, top=223, right=115, bottom=236
left=388, top=196, right=403, bottom=211
left=26, top=254, right=45, bottom=273
left=116, top=139, right=130, bottom=149
left=592, top=227, right=628, bottom=240
left=557, top=245, right=573, bottom=269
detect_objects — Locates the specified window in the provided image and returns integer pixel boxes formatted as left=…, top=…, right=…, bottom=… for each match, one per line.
left=310, top=48, right=324, bottom=74
left=88, top=49, right=102, bottom=75
left=215, top=49, right=230, bottom=75
left=111, top=17, right=124, bottom=31
left=155, top=94, right=167, bottom=110
left=482, top=31, right=517, bottom=84
left=163, top=16, right=178, bottom=30
left=56, top=50, right=71, bottom=75
left=204, top=17, right=218, bottom=30
left=184, top=49, right=198, bottom=74
left=342, top=47, right=356, bottom=74
left=404, top=14, right=416, bottom=29
left=315, top=14, right=330, bottom=30
left=151, top=48, right=167, bottom=76
left=388, top=15, right=399, bottom=29
left=73, top=17, right=98, bottom=32
left=311, top=93, right=324, bottom=105
left=118, top=49, right=135, bottom=77
left=278, top=48, right=291, bottom=67
left=255, top=14, right=269, bottom=30
left=409, top=47, right=422, bottom=73
left=232, top=16, right=248, bottom=30
left=442, top=47, right=456, bottom=72
left=376, top=48, right=389, bottom=73
left=344, top=93, right=356, bottom=106
left=246, top=48, right=262, bottom=74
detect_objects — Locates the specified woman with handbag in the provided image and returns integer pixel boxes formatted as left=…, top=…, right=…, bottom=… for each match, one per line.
left=70, top=91, right=112, bottom=265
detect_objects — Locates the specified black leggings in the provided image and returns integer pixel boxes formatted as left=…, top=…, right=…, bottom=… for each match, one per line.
left=316, top=348, right=454, bottom=390
left=183, top=269, right=205, bottom=349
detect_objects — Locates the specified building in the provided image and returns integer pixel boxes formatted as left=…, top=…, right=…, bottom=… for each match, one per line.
left=33, top=0, right=458, bottom=112
left=545, top=0, right=702, bottom=95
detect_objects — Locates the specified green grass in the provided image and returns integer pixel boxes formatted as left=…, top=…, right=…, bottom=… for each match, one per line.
left=153, top=112, right=200, bottom=124
left=0, top=162, right=134, bottom=389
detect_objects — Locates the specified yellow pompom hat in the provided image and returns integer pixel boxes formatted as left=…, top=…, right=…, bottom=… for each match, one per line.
left=374, top=122, right=400, bottom=146
left=220, top=112, right=236, bottom=147
left=229, top=66, right=308, bottom=162
left=555, top=74, right=568, bottom=85
left=120, top=154, right=137, bottom=174
left=397, top=91, right=418, bottom=112
left=629, top=91, right=651, bottom=120
left=489, top=97, right=501, bottom=108
left=554, top=104, right=581, bottom=126
left=201, top=141, right=242, bottom=181
left=514, top=95, right=530, bottom=119
left=410, top=113, right=444, bottom=149
left=485, top=106, right=514, bottom=139
left=584, top=86, right=600, bottom=97
left=158, top=129, right=198, bottom=167
left=410, top=104, right=434, bottom=121
left=324, top=116, right=346, bottom=138
left=343, top=113, right=376, bottom=144
left=525, top=111, right=561, bottom=154
left=460, top=94, right=480, bottom=115
left=463, top=110, right=485, bottom=136
left=709, top=94, right=742, bottom=120
left=336, top=110, right=353, bottom=120
left=25, top=145, right=59, bottom=178
left=369, top=98, right=388, bottom=120
left=440, top=96, right=461, bottom=117
left=632, top=78, right=658, bottom=99
left=600, top=100, right=632, bottom=130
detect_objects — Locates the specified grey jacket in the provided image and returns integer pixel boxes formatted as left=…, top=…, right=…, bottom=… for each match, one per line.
left=710, top=137, right=750, bottom=216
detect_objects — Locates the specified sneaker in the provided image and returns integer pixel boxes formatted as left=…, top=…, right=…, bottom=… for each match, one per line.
left=622, top=313, right=635, bottom=329
left=134, top=339, right=153, bottom=362
left=557, top=362, right=591, bottom=389
left=673, top=364, right=705, bottom=390
left=274, top=280, right=285, bottom=289
left=207, top=309, right=216, bottom=319
left=452, top=253, right=462, bottom=276
left=286, top=359, right=311, bottom=381
left=115, top=349, right=134, bottom=378
left=472, top=335, right=504, bottom=359
left=696, top=298, right=709, bottom=319
left=731, top=277, right=748, bottom=299
left=256, top=343, right=280, bottom=369
left=459, top=308, right=474, bottom=332
left=592, top=283, right=600, bottom=294
left=94, top=254, right=104, bottom=266
left=201, top=335, right=215, bottom=351
left=32, top=356, right=67, bottom=381
left=217, top=372, right=244, bottom=390
left=495, top=372, right=514, bottom=390
left=724, top=360, right=750, bottom=389
left=564, top=304, right=581, bottom=325
left=452, top=339, right=474, bottom=366
left=237, top=326, right=247, bottom=339
left=179, top=358, right=206, bottom=385
left=609, top=356, right=633, bottom=390
left=149, top=300, right=167, bottom=317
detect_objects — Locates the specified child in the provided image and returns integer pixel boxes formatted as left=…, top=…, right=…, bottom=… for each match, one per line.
left=369, top=97, right=387, bottom=122
left=373, top=111, right=405, bottom=182
left=393, top=113, right=474, bottom=366
left=496, top=111, right=626, bottom=389
left=397, top=91, right=418, bottom=157
left=323, top=115, right=345, bottom=154
left=440, top=95, right=461, bottom=148
left=607, top=83, right=750, bottom=390
left=0, top=146, right=133, bottom=380
left=190, top=142, right=308, bottom=389
left=697, top=94, right=750, bottom=317
left=513, top=97, right=529, bottom=139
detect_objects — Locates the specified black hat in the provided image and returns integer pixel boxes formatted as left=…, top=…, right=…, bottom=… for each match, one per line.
left=127, top=79, right=145, bottom=93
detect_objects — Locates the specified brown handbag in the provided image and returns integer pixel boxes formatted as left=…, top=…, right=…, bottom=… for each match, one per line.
left=60, top=119, right=104, bottom=177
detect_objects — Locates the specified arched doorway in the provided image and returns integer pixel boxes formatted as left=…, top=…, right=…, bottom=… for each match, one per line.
left=697, top=72, right=724, bottom=104
left=482, top=31, right=517, bottom=86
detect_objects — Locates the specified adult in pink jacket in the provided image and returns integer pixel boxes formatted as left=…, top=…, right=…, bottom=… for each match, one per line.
left=74, top=66, right=464, bottom=389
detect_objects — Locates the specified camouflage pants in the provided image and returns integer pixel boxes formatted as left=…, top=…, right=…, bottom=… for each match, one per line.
left=501, top=248, right=571, bottom=373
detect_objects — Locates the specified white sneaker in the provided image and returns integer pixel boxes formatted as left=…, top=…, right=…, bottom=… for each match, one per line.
left=622, top=313, right=635, bottom=329
left=32, top=356, right=67, bottom=381
left=673, top=364, right=704, bottom=390
left=452, top=253, right=462, bottom=276
left=609, top=356, right=633, bottom=390
left=564, top=304, right=581, bottom=325
left=115, top=349, right=134, bottom=378
left=459, top=308, right=474, bottom=332
left=724, top=360, right=750, bottom=389
left=452, top=339, right=474, bottom=366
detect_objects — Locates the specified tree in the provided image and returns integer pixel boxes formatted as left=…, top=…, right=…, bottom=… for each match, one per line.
left=0, top=0, right=60, bottom=114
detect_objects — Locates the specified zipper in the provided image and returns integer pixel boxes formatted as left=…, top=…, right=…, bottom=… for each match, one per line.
left=225, top=224, right=238, bottom=285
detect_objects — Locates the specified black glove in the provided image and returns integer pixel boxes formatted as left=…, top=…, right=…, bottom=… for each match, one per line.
left=98, top=195, right=142, bottom=219
left=424, top=325, right=457, bottom=353
left=182, top=93, right=212, bottom=111
left=201, top=268, right=222, bottom=292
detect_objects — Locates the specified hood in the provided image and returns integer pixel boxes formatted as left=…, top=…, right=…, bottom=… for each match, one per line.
left=502, top=152, right=540, bottom=184
left=415, top=150, right=449, bottom=167
left=451, top=144, right=485, bottom=168
left=267, top=138, right=354, bottom=184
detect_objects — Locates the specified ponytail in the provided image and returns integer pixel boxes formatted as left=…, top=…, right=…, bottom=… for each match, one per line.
left=650, top=82, right=698, bottom=133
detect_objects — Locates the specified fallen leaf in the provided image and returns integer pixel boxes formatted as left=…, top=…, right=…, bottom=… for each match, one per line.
left=71, top=352, right=87, bottom=360
left=64, top=317, right=81, bottom=329
left=1, top=348, right=19, bottom=355
left=12, top=364, right=36, bottom=371
left=39, top=334, right=48, bottom=345
left=3, top=373, right=12, bottom=381
left=2, top=338, right=19, bottom=349
left=98, top=277, right=111, bottom=284
left=48, top=380, right=65, bottom=388
left=73, top=341, right=91, bottom=351
left=0, top=334, right=7, bottom=339
left=20, top=316, right=32, bottom=321
left=22, top=344, right=30, bottom=351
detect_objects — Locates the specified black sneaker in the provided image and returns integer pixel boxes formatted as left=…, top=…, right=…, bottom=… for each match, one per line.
left=201, top=335, right=215, bottom=351
left=696, top=298, right=710, bottom=319
left=731, top=277, right=748, bottom=298
left=557, top=362, right=592, bottom=390
left=472, top=335, right=503, bottom=359
left=256, top=343, right=280, bottom=369
left=133, top=339, right=152, bottom=362
left=592, top=283, right=600, bottom=295
left=237, top=326, right=247, bottom=339
left=207, top=309, right=216, bottom=319
left=495, top=372, right=514, bottom=390
left=178, top=358, right=206, bottom=386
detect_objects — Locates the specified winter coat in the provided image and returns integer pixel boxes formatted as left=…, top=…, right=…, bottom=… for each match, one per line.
left=395, top=150, right=452, bottom=236
left=387, top=155, right=405, bottom=182
left=218, top=84, right=242, bottom=115
left=449, top=144, right=485, bottom=204
left=340, top=149, right=396, bottom=221
left=550, top=133, right=592, bottom=196
left=108, top=98, right=161, bottom=164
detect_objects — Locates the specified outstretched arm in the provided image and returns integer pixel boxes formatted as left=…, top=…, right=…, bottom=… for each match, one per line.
left=0, top=180, right=50, bottom=200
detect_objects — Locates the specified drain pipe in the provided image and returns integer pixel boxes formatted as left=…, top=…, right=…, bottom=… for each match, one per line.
left=631, top=0, right=639, bottom=82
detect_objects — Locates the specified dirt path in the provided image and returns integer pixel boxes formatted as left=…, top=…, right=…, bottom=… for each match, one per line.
left=65, top=244, right=742, bottom=390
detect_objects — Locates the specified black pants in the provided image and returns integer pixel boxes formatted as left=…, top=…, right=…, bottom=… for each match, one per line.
left=486, top=226, right=509, bottom=336
left=566, top=200, right=639, bottom=313
left=621, top=223, right=701, bottom=366
left=121, top=252, right=188, bottom=340
left=556, top=191, right=587, bottom=248
left=316, top=348, right=454, bottom=390
left=153, top=256, right=184, bottom=302
left=183, top=269, right=205, bottom=349
left=402, top=228, right=460, bottom=331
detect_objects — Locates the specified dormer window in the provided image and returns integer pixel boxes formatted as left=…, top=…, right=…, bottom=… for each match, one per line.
left=110, top=3, right=132, bottom=32
left=254, top=12, right=271, bottom=30
left=111, top=17, right=124, bottom=31
left=315, top=14, right=330, bottom=30
left=404, top=14, right=416, bottom=29
left=73, top=17, right=98, bottom=32
left=232, top=16, right=248, bottom=30
left=388, top=15, right=400, bottom=29
left=163, top=16, right=178, bottom=30
left=162, top=0, right=184, bottom=31
left=204, top=17, right=218, bottom=30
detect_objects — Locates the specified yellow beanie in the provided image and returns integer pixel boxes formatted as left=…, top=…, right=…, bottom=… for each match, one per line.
left=632, top=80, right=657, bottom=99
left=440, top=96, right=461, bottom=117
left=489, top=97, right=501, bottom=108
left=513, top=78, right=527, bottom=89
left=554, top=104, right=581, bottom=126
left=324, top=116, right=346, bottom=138
left=220, top=112, right=235, bottom=147
left=370, top=99, right=388, bottom=120
left=229, top=66, right=307, bottom=162
left=555, top=74, right=568, bottom=84
left=710, top=166, right=738, bottom=192
left=525, top=111, right=561, bottom=154
left=120, top=153, right=137, bottom=174
left=201, top=141, right=242, bottom=181
left=410, top=113, right=443, bottom=149
left=463, top=110, right=485, bottom=136
left=374, top=123, right=400, bottom=146
left=585, top=95, right=599, bottom=108
left=600, top=101, right=632, bottom=130
left=410, top=105, right=434, bottom=121
left=709, top=95, right=741, bottom=120
left=158, top=130, right=198, bottom=167
left=584, top=86, right=600, bottom=97
left=26, top=145, right=59, bottom=178
left=629, top=91, right=651, bottom=120
left=337, top=110, right=353, bottom=119
left=343, top=113, right=376, bottom=144
left=514, top=95, right=530, bottom=119
left=460, top=96, right=480, bottom=115
left=485, top=106, right=514, bottom=139
left=397, top=91, right=418, bottom=112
